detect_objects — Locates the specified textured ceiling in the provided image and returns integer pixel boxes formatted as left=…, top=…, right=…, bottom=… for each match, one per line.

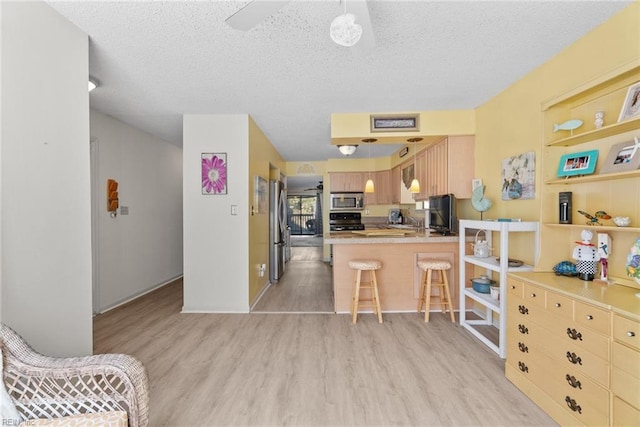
left=47, top=0, right=632, bottom=162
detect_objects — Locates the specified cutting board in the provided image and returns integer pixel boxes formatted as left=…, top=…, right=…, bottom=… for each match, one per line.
left=351, top=229, right=414, bottom=237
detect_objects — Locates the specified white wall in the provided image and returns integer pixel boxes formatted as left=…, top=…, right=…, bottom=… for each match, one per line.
left=90, top=111, right=183, bottom=312
left=182, top=115, right=249, bottom=312
left=0, top=1, right=92, bottom=356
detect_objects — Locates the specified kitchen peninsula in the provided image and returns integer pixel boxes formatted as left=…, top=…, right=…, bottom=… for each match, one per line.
left=326, top=231, right=473, bottom=313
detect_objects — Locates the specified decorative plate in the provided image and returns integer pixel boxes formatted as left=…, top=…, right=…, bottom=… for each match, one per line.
left=497, top=258, right=524, bottom=267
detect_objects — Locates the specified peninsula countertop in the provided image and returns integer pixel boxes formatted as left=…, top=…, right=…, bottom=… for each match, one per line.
left=325, top=230, right=466, bottom=245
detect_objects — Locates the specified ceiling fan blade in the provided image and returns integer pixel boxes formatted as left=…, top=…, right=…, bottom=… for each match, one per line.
left=348, top=0, right=375, bottom=54
left=225, top=0, right=291, bottom=31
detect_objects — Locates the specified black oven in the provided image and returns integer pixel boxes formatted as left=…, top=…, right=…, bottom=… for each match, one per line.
left=329, top=212, right=364, bottom=231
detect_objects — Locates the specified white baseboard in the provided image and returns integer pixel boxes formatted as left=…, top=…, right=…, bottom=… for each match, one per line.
left=96, top=274, right=183, bottom=314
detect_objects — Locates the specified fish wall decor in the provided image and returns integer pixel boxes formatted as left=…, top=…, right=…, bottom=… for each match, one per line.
left=553, top=119, right=583, bottom=133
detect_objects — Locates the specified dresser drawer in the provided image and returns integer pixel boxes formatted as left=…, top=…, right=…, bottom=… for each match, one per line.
left=523, top=282, right=545, bottom=308
left=507, top=277, right=524, bottom=299
left=612, top=367, right=640, bottom=410
left=574, top=301, right=610, bottom=335
left=545, top=290, right=573, bottom=321
left=612, top=341, right=640, bottom=408
left=613, top=314, right=640, bottom=351
left=527, top=349, right=610, bottom=426
left=533, top=314, right=609, bottom=361
left=612, top=340, right=640, bottom=379
left=546, top=341, right=609, bottom=386
left=613, top=396, right=640, bottom=425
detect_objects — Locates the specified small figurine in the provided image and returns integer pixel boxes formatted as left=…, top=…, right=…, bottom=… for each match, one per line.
left=594, top=111, right=604, bottom=129
left=573, top=229, right=600, bottom=281
left=597, top=233, right=610, bottom=281
left=577, top=210, right=611, bottom=226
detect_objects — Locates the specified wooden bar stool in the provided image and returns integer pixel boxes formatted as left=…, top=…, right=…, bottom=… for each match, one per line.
left=417, top=259, right=455, bottom=323
left=348, top=259, right=383, bottom=324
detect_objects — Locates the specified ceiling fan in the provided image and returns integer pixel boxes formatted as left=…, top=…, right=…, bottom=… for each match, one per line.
left=305, top=181, right=324, bottom=191
left=225, top=0, right=375, bottom=50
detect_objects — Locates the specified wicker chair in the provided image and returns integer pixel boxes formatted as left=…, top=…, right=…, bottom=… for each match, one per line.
left=1, top=323, right=149, bottom=427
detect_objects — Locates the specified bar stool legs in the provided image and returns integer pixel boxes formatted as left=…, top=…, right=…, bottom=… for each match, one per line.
left=417, top=259, right=455, bottom=323
left=348, top=259, right=382, bottom=324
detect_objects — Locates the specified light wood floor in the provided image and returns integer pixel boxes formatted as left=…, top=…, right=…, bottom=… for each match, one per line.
left=252, top=247, right=333, bottom=313
left=93, top=279, right=557, bottom=426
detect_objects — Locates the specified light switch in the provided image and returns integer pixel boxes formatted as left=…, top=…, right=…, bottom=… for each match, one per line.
left=231, top=205, right=238, bottom=215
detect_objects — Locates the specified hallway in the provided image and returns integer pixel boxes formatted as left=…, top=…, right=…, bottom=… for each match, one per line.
left=252, top=246, right=333, bottom=313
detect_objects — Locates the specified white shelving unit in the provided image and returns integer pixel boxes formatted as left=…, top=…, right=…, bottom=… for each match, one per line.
left=458, top=219, right=539, bottom=358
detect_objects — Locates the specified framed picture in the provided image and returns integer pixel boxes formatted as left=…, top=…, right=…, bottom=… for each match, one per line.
left=557, top=149, right=599, bottom=177
left=370, top=113, right=419, bottom=132
left=600, top=138, right=640, bottom=174
left=254, top=176, right=268, bottom=214
left=618, top=81, right=640, bottom=122
left=501, top=152, right=535, bottom=200
left=202, top=153, right=227, bottom=194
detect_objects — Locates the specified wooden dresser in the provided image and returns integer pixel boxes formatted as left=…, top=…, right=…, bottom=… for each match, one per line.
left=505, top=272, right=640, bottom=426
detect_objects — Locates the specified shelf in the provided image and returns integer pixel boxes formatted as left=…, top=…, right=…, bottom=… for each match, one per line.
left=543, top=223, right=640, bottom=233
left=459, top=219, right=539, bottom=359
left=546, top=169, right=640, bottom=185
left=463, top=288, right=500, bottom=312
left=545, top=117, right=640, bottom=147
left=462, top=255, right=534, bottom=272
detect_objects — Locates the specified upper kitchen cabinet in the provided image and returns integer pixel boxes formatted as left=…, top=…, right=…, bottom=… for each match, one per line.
left=329, top=172, right=364, bottom=192
left=416, top=136, right=475, bottom=200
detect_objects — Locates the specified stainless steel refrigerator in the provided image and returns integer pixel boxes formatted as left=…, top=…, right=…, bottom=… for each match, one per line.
left=269, top=180, right=288, bottom=282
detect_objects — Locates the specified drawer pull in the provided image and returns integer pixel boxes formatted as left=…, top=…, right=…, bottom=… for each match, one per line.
left=565, top=374, right=582, bottom=389
left=554, top=303, right=561, bottom=308
left=518, top=305, right=529, bottom=315
left=518, top=324, right=529, bottom=335
left=518, top=361, right=528, bottom=373
left=511, top=285, right=515, bottom=290
left=565, top=396, right=582, bottom=414
left=566, top=351, right=582, bottom=365
left=518, top=342, right=529, bottom=353
left=566, top=328, right=583, bottom=341
left=627, top=331, right=636, bottom=338
left=586, top=315, right=593, bottom=320
left=530, top=293, right=536, bottom=298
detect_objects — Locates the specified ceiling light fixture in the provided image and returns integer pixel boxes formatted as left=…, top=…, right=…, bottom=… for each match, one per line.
left=338, top=145, right=358, bottom=156
left=408, top=137, right=423, bottom=194
left=362, top=138, right=377, bottom=193
left=330, top=0, right=362, bottom=47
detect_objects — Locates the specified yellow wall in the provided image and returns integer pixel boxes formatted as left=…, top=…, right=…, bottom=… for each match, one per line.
left=248, top=117, right=285, bottom=305
left=475, top=3, right=639, bottom=278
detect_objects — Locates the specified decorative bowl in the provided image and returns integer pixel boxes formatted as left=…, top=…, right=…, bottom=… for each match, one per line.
left=471, top=276, right=495, bottom=294
left=613, top=216, right=631, bottom=227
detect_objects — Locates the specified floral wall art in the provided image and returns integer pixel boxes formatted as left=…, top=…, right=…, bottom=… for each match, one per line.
left=202, top=153, right=227, bottom=195
left=501, top=151, right=535, bottom=200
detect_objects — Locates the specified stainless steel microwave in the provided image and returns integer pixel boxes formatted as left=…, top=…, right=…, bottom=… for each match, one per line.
left=330, top=192, right=364, bottom=211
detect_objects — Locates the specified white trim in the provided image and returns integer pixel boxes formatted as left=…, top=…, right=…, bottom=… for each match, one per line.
left=95, top=275, right=183, bottom=314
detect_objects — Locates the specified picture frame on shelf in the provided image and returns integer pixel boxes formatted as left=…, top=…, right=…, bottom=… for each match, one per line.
left=557, top=149, right=599, bottom=177
left=600, top=137, right=640, bottom=174
left=618, top=81, right=640, bottom=122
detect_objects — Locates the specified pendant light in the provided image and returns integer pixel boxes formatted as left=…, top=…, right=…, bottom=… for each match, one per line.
left=408, top=138, right=423, bottom=193
left=363, top=138, right=376, bottom=193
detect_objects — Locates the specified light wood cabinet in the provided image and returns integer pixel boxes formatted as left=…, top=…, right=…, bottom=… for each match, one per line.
left=611, top=314, right=640, bottom=424
left=391, top=165, right=401, bottom=204
left=362, top=170, right=392, bottom=206
left=415, top=136, right=475, bottom=200
left=506, top=279, right=612, bottom=426
left=329, top=172, right=364, bottom=192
